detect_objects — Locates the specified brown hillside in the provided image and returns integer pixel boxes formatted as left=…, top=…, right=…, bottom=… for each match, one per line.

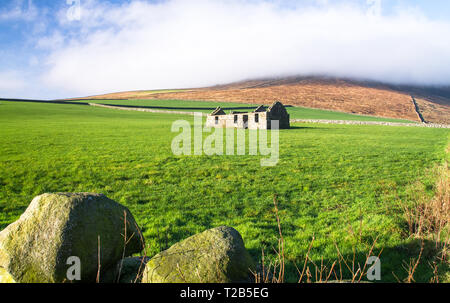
left=81, top=77, right=450, bottom=124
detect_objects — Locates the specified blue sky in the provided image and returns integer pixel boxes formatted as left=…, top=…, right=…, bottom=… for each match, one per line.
left=1, top=0, right=450, bottom=99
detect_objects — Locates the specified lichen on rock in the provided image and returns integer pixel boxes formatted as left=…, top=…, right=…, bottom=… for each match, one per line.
left=0, top=193, right=144, bottom=283
left=0, top=267, right=15, bottom=283
left=142, top=226, right=255, bottom=283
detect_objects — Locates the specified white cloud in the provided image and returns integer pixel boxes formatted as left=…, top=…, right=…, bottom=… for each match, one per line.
left=36, top=31, right=65, bottom=50
left=366, top=0, right=381, bottom=16
left=25, top=0, right=450, bottom=97
left=0, top=0, right=38, bottom=21
left=0, top=71, right=26, bottom=92
left=0, top=69, right=68, bottom=99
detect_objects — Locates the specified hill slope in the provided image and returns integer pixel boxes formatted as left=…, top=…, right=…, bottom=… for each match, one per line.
left=79, top=77, right=450, bottom=124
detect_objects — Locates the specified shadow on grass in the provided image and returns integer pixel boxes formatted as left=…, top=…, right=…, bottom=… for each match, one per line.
left=288, top=126, right=311, bottom=130
left=288, top=125, right=334, bottom=130
left=248, top=238, right=448, bottom=283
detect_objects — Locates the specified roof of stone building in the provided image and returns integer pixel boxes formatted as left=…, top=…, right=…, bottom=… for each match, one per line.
left=253, top=105, right=266, bottom=112
left=210, top=107, right=226, bottom=115
left=267, top=101, right=288, bottom=115
left=208, top=102, right=287, bottom=116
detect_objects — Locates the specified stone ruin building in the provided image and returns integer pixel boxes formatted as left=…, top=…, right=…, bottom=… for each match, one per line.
left=205, top=101, right=290, bottom=130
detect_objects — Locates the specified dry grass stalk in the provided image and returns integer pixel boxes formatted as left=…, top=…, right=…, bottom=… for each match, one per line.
left=254, top=195, right=382, bottom=283
left=133, top=221, right=148, bottom=283
left=273, top=195, right=285, bottom=283
left=403, top=241, right=425, bottom=283
left=400, top=159, right=449, bottom=282
left=96, top=235, right=101, bottom=283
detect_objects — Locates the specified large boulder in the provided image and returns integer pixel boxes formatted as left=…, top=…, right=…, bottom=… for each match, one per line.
left=142, top=226, right=255, bottom=283
left=0, top=193, right=143, bottom=283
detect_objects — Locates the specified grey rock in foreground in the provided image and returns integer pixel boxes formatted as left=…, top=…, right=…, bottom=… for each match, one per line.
left=142, top=226, right=255, bottom=283
left=104, top=256, right=149, bottom=283
left=0, top=193, right=143, bottom=283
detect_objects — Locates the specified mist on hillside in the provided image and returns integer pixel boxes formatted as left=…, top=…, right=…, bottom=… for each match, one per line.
left=2, top=0, right=450, bottom=99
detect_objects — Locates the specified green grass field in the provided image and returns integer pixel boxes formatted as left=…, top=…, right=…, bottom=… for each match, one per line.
left=0, top=100, right=448, bottom=282
left=82, top=99, right=415, bottom=123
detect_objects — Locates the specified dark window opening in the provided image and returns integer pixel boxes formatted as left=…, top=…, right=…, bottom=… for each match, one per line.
left=234, top=115, right=238, bottom=124
left=255, top=114, right=259, bottom=123
left=243, top=115, right=248, bottom=128
left=215, top=116, right=219, bottom=125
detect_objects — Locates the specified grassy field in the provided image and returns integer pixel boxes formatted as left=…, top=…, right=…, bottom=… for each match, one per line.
left=80, top=99, right=415, bottom=123
left=0, top=100, right=448, bottom=282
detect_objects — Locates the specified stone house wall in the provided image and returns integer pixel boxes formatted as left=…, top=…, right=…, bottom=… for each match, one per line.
left=206, top=112, right=269, bottom=129
left=205, top=101, right=290, bottom=130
